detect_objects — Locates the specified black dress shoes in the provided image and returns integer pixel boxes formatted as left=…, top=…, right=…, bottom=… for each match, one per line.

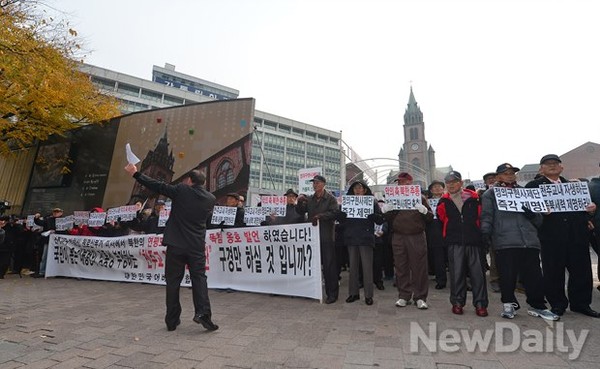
left=325, top=296, right=337, bottom=304
left=193, top=314, right=219, bottom=331
left=434, top=284, right=446, bottom=290
left=345, top=295, right=360, bottom=303
left=375, top=281, right=385, bottom=290
left=167, top=319, right=181, bottom=331
left=365, top=298, right=373, bottom=306
left=570, top=306, right=600, bottom=318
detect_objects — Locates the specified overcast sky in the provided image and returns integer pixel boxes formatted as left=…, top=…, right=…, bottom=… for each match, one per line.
left=51, top=0, right=600, bottom=181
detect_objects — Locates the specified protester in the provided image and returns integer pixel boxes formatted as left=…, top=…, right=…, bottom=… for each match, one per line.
left=383, top=172, right=433, bottom=310
left=296, top=175, right=340, bottom=304
left=426, top=180, right=447, bottom=289
left=437, top=171, right=489, bottom=317
left=225, top=193, right=246, bottom=228
left=125, top=163, right=219, bottom=331
left=525, top=154, right=599, bottom=318
left=143, top=200, right=166, bottom=234
left=589, top=167, right=600, bottom=288
left=478, top=172, right=500, bottom=293
left=32, top=207, right=64, bottom=278
left=372, top=199, right=389, bottom=290
left=0, top=216, right=9, bottom=278
left=264, top=189, right=304, bottom=225
left=481, top=163, right=559, bottom=321
left=338, top=180, right=383, bottom=306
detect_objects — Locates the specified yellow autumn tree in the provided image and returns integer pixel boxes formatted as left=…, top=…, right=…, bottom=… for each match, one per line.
left=0, top=0, right=120, bottom=156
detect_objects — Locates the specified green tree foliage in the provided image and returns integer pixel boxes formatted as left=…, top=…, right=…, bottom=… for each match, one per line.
left=0, top=0, right=120, bottom=156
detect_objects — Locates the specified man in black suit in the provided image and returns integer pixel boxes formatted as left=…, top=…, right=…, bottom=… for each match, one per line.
left=525, top=154, right=599, bottom=318
left=125, top=163, right=219, bottom=331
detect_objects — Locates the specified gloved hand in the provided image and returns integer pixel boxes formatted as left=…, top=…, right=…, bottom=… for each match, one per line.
left=521, top=205, right=536, bottom=220
left=414, top=203, right=428, bottom=215
left=367, top=213, right=383, bottom=224
left=381, top=204, right=394, bottom=213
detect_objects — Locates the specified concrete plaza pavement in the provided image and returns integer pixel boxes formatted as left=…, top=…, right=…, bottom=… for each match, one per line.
left=1, top=258, right=600, bottom=369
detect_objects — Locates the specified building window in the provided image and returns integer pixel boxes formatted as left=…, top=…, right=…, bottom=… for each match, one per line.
left=117, top=83, right=140, bottom=98
left=410, top=128, right=419, bottom=140
left=412, top=157, right=421, bottom=169
left=216, top=159, right=234, bottom=189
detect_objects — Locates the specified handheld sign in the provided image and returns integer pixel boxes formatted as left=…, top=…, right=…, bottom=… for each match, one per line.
left=341, top=195, right=374, bottom=219
left=211, top=206, right=237, bottom=226
left=539, top=182, right=592, bottom=212
left=493, top=187, right=547, bottom=212
left=383, top=185, right=421, bottom=210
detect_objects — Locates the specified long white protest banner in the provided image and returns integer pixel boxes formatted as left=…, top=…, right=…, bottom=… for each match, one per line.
left=45, top=223, right=323, bottom=300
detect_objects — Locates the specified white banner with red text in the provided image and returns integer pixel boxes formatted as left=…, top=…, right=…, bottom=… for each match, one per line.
left=45, top=223, right=323, bottom=300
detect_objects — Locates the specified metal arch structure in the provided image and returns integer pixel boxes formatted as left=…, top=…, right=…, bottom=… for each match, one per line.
left=344, top=157, right=428, bottom=188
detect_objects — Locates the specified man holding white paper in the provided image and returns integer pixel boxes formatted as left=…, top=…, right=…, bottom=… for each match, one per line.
left=125, top=163, right=219, bottom=331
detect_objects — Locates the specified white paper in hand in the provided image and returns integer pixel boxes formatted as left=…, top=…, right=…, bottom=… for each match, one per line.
left=126, top=143, right=140, bottom=165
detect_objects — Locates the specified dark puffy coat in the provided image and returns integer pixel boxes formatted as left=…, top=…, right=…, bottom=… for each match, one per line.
left=480, top=185, right=542, bottom=250
left=436, top=189, right=482, bottom=247
left=589, top=177, right=600, bottom=230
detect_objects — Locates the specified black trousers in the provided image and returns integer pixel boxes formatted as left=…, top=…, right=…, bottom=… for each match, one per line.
left=495, top=248, right=547, bottom=310
left=164, top=246, right=211, bottom=327
left=372, top=242, right=384, bottom=283
left=382, top=240, right=394, bottom=279
left=430, top=245, right=447, bottom=286
left=448, top=245, right=488, bottom=308
left=0, top=251, right=10, bottom=278
left=321, top=240, right=339, bottom=300
left=540, top=238, right=593, bottom=311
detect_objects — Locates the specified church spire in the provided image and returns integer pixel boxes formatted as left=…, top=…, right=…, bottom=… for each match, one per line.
left=404, top=86, right=423, bottom=126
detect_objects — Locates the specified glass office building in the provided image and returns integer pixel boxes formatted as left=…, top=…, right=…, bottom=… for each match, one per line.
left=250, top=111, right=343, bottom=198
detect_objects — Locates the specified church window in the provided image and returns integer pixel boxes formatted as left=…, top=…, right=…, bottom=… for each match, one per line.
left=412, top=157, right=421, bottom=169
left=409, top=128, right=419, bottom=140
left=216, top=159, right=234, bottom=189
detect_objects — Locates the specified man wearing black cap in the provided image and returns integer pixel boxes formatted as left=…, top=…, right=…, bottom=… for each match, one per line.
left=125, top=163, right=219, bottom=331
left=526, top=154, right=599, bottom=317
left=265, top=189, right=304, bottom=225
left=296, top=175, right=340, bottom=304
left=437, top=171, right=489, bottom=317
left=481, top=163, right=558, bottom=321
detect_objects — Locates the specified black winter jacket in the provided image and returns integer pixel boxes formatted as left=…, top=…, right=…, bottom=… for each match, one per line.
left=133, top=172, right=216, bottom=251
left=436, top=189, right=482, bottom=247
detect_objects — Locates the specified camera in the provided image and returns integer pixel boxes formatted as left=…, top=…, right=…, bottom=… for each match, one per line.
left=0, top=201, right=11, bottom=215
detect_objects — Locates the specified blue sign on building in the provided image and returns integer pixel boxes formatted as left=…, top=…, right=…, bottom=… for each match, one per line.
left=154, top=76, right=230, bottom=101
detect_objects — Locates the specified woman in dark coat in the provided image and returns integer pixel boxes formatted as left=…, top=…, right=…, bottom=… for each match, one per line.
left=339, top=180, right=383, bottom=305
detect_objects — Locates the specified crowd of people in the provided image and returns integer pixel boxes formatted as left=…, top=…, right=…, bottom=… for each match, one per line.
left=2, top=153, right=600, bottom=326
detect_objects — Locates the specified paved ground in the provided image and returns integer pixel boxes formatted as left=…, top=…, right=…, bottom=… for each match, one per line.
left=1, top=256, right=600, bottom=369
